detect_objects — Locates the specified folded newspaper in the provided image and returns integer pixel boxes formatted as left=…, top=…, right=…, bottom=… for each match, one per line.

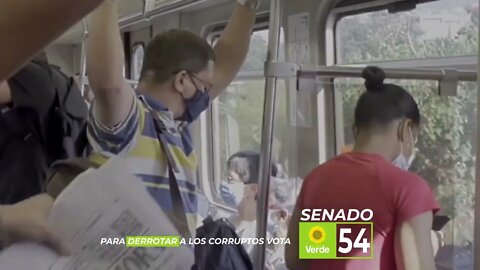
left=0, top=158, right=194, bottom=270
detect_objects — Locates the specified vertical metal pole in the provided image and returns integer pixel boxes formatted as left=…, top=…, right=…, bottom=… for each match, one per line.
left=474, top=22, right=480, bottom=270
left=254, top=0, right=283, bottom=269
left=79, top=19, right=88, bottom=95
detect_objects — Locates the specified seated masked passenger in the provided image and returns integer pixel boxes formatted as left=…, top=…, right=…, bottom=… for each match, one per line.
left=286, top=66, right=439, bottom=270
left=223, top=151, right=288, bottom=255
left=220, top=151, right=260, bottom=207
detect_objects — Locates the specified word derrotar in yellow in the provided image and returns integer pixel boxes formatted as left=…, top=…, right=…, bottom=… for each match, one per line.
left=126, top=236, right=181, bottom=247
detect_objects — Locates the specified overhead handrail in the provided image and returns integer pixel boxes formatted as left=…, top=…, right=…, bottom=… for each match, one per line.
left=294, top=65, right=476, bottom=97
left=296, top=65, right=477, bottom=81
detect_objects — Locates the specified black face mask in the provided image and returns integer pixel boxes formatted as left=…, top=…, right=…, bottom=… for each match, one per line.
left=177, top=87, right=210, bottom=122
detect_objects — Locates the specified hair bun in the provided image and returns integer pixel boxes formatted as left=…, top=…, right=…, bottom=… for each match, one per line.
left=362, top=66, right=385, bottom=92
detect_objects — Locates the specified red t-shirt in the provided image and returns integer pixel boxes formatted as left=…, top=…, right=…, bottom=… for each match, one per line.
left=297, top=152, right=440, bottom=270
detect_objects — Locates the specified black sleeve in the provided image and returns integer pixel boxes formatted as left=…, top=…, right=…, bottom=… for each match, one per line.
left=7, top=61, right=56, bottom=117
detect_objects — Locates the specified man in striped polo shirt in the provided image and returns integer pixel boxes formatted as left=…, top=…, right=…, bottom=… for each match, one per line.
left=86, top=0, right=258, bottom=237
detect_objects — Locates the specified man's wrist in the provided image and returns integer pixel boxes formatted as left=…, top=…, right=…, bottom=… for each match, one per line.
left=0, top=206, right=7, bottom=248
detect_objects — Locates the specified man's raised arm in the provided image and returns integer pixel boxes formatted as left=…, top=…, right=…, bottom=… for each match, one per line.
left=87, top=0, right=134, bottom=127
left=0, top=82, right=11, bottom=105
left=210, top=1, right=258, bottom=98
left=0, top=0, right=104, bottom=80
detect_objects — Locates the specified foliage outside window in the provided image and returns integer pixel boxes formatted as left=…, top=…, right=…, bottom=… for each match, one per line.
left=337, top=0, right=478, bottom=64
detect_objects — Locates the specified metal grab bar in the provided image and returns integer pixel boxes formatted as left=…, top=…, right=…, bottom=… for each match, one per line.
left=297, top=65, right=477, bottom=81
left=80, top=77, right=138, bottom=87
left=254, top=0, right=283, bottom=269
left=79, top=19, right=89, bottom=95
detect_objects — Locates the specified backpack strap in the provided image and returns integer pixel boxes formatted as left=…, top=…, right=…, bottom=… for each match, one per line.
left=31, top=59, right=88, bottom=158
left=46, top=158, right=99, bottom=198
left=7, top=61, right=54, bottom=146
left=74, top=125, right=89, bottom=157
left=147, top=106, right=192, bottom=239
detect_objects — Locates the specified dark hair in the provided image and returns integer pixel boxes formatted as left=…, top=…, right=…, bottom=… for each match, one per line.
left=33, top=51, right=48, bottom=63
left=140, top=29, right=215, bottom=84
left=227, top=151, right=280, bottom=184
left=354, top=66, right=420, bottom=130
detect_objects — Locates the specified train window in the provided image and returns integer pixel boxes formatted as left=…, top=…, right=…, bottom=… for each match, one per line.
left=211, top=29, right=287, bottom=202
left=336, top=0, right=478, bottom=64
left=207, top=28, right=291, bottom=264
left=336, top=78, right=477, bottom=265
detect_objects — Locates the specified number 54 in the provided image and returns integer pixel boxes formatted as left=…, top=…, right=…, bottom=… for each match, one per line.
left=338, top=228, right=370, bottom=254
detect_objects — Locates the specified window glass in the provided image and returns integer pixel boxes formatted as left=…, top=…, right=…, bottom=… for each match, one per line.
left=210, top=29, right=285, bottom=72
left=214, top=78, right=293, bottom=265
left=209, top=28, right=293, bottom=266
left=336, top=0, right=478, bottom=64
left=215, top=80, right=289, bottom=203
left=336, top=78, right=477, bottom=267
left=212, top=28, right=286, bottom=205
left=240, top=29, right=285, bottom=72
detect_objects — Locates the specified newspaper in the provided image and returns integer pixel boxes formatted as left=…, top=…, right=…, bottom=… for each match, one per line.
left=0, top=158, right=194, bottom=270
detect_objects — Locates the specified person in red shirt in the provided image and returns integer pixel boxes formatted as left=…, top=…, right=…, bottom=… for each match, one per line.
left=285, top=66, right=439, bottom=270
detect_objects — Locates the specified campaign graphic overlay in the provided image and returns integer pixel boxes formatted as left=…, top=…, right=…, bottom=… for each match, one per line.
left=299, top=209, right=374, bottom=259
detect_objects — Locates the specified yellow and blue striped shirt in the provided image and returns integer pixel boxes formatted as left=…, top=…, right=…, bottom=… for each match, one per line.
left=87, top=93, right=199, bottom=235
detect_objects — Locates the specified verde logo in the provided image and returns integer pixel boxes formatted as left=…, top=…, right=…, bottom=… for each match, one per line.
left=299, top=222, right=373, bottom=259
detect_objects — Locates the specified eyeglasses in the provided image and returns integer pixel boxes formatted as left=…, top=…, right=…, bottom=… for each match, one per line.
left=187, top=72, right=213, bottom=93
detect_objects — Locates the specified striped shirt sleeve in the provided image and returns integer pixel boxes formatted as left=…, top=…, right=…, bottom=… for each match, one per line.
left=87, top=93, right=140, bottom=155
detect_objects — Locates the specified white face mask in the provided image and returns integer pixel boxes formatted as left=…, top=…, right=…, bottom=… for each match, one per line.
left=392, top=127, right=416, bottom=170
left=223, top=182, right=245, bottom=205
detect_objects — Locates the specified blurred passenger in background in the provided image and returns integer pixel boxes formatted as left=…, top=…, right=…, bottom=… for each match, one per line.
left=224, top=151, right=291, bottom=268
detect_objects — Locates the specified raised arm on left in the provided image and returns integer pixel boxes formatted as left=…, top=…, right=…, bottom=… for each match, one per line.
left=0, top=82, right=11, bottom=105
left=0, top=194, right=69, bottom=255
left=0, top=0, right=104, bottom=80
